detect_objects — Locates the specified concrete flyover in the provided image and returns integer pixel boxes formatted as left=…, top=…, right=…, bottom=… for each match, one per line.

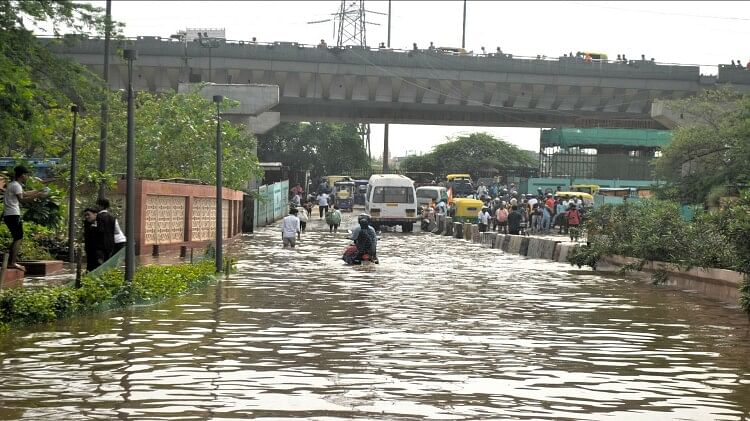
left=43, top=36, right=750, bottom=129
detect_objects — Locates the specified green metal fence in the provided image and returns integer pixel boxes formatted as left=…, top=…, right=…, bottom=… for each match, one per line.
left=253, top=180, right=289, bottom=229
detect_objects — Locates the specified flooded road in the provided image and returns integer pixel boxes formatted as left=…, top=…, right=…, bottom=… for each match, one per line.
left=1, top=213, right=750, bottom=420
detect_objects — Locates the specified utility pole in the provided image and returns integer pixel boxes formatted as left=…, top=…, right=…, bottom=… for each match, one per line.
left=308, top=1, right=385, bottom=170
left=123, top=49, right=137, bottom=284
left=382, top=0, right=391, bottom=173
left=462, top=0, right=467, bottom=49
left=97, top=0, right=111, bottom=199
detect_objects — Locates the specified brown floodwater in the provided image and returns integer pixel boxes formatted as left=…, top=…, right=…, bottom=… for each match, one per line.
left=1, top=213, right=749, bottom=420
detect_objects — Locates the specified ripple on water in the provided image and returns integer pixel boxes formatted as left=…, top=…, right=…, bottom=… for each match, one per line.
left=0, top=217, right=749, bottom=419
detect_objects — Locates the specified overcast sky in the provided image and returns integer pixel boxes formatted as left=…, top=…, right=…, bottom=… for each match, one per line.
left=83, top=1, right=750, bottom=158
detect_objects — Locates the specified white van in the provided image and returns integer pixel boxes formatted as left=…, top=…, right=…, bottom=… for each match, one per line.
left=365, top=174, right=419, bottom=232
left=416, top=186, right=448, bottom=207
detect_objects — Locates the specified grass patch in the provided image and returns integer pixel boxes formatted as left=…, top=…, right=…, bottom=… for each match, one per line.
left=0, top=260, right=217, bottom=332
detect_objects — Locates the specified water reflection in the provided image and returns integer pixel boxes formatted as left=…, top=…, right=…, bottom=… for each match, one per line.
left=1, top=215, right=749, bottom=420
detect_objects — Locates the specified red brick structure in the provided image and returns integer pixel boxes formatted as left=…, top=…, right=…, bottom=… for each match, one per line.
left=115, top=180, right=244, bottom=256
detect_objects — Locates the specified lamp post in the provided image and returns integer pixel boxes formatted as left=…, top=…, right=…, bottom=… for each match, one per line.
left=383, top=0, right=392, bottom=173
left=198, top=32, right=222, bottom=83
left=123, top=49, right=137, bottom=283
left=98, top=0, right=112, bottom=200
left=67, top=105, right=79, bottom=264
left=213, top=95, right=224, bottom=273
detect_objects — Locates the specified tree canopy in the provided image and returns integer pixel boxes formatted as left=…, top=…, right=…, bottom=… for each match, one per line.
left=257, top=122, right=370, bottom=180
left=399, top=132, right=536, bottom=178
left=654, top=88, right=750, bottom=204
left=42, top=89, right=260, bottom=191
left=0, top=0, right=117, bottom=155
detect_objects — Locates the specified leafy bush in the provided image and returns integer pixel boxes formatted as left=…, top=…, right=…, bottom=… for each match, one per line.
left=0, top=261, right=217, bottom=330
left=568, top=195, right=750, bottom=316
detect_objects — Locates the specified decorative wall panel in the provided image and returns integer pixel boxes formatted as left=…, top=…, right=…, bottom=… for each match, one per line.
left=144, top=195, right=186, bottom=244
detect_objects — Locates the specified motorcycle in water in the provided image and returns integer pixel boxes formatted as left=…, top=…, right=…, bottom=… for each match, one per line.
left=342, top=244, right=379, bottom=265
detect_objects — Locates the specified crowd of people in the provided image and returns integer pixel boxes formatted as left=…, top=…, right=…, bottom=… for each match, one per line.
left=421, top=183, right=588, bottom=241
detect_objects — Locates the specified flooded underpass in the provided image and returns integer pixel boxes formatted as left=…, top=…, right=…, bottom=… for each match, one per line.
left=1, top=212, right=750, bottom=420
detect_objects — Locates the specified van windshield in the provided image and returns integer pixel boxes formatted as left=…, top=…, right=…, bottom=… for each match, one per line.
left=373, top=186, right=415, bottom=203
left=417, top=190, right=439, bottom=201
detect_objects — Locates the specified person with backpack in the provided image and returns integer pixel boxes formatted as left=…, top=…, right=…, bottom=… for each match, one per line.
left=566, top=203, right=582, bottom=241
left=325, top=204, right=342, bottom=233
left=495, top=202, right=509, bottom=234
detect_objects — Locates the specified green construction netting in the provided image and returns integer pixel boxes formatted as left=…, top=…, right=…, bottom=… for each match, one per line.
left=541, top=128, right=672, bottom=148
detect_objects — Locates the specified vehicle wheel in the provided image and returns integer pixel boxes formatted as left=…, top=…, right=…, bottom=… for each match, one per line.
left=402, top=222, right=414, bottom=233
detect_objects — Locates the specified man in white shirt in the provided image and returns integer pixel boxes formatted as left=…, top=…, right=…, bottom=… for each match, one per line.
left=2, top=166, right=48, bottom=271
left=316, top=192, right=329, bottom=218
left=280, top=208, right=301, bottom=248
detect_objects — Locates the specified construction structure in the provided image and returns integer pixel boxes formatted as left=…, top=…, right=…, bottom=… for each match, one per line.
left=526, top=128, right=672, bottom=193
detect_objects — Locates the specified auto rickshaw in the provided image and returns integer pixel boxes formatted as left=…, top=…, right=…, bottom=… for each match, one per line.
left=353, top=179, right=368, bottom=205
left=571, top=184, right=600, bottom=195
left=451, top=197, right=483, bottom=223
left=333, top=181, right=356, bottom=212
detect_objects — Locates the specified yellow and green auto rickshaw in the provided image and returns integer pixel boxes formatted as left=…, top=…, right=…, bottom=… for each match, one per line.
left=333, top=181, right=356, bottom=212
left=571, top=184, right=600, bottom=195
left=451, top=197, right=483, bottom=223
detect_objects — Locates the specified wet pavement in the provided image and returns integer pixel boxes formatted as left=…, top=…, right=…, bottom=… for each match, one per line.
left=1, top=211, right=749, bottom=420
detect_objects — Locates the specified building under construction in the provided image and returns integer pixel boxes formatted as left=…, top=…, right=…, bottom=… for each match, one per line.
left=539, top=128, right=672, bottom=181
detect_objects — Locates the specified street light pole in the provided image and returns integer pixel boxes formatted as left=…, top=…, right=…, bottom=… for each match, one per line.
left=213, top=95, right=223, bottom=273
left=97, top=0, right=111, bottom=200
left=383, top=0, right=392, bottom=174
left=462, top=0, right=467, bottom=49
left=67, top=105, right=79, bottom=264
left=123, top=49, right=138, bottom=284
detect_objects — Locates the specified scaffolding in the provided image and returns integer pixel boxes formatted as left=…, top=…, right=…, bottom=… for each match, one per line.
left=539, top=128, right=672, bottom=181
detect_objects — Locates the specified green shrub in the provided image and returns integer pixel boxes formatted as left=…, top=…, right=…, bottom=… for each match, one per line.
left=569, top=194, right=750, bottom=316
left=0, top=260, right=218, bottom=330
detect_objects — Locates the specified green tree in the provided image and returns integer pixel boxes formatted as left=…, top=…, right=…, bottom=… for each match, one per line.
left=400, top=132, right=535, bottom=177
left=44, top=89, right=260, bottom=191
left=0, top=1, right=117, bottom=156
left=654, top=88, right=750, bottom=204
left=258, top=122, right=370, bottom=179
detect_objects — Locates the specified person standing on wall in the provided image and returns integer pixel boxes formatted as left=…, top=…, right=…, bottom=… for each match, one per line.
left=2, top=165, right=48, bottom=271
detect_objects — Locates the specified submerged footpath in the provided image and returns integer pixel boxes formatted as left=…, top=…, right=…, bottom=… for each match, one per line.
left=430, top=214, right=745, bottom=310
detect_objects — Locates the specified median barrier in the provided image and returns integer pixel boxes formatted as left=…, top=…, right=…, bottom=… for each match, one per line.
left=463, top=223, right=473, bottom=241
left=519, top=237, right=530, bottom=256
left=482, top=232, right=497, bottom=248
left=471, top=225, right=480, bottom=243
left=499, top=234, right=511, bottom=251
left=507, top=235, right=523, bottom=254
left=443, top=217, right=453, bottom=236
left=527, top=238, right=559, bottom=260
left=453, top=222, right=463, bottom=239
left=555, top=243, right=575, bottom=263
left=526, top=238, right=545, bottom=259
left=433, top=215, right=444, bottom=234
left=598, top=254, right=744, bottom=305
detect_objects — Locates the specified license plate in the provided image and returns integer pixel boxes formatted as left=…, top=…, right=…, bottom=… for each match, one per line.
left=387, top=203, right=398, bottom=207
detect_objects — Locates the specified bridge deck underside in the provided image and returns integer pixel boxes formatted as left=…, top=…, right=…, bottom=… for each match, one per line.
left=63, top=48, right=711, bottom=129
